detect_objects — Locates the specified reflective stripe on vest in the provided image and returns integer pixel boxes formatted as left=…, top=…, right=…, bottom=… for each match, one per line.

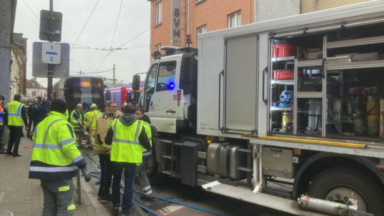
left=30, top=166, right=77, bottom=172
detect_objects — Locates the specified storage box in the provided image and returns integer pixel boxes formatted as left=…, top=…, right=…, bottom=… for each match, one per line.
left=351, top=52, right=379, bottom=62
left=305, top=50, right=323, bottom=60
left=272, top=44, right=297, bottom=58
left=273, top=70, right=294, bottom=80
left=262, top=147, right=294, bottom=178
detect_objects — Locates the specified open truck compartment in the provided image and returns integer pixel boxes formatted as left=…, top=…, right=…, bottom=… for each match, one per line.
left=269, top=22, right=384, bottom=142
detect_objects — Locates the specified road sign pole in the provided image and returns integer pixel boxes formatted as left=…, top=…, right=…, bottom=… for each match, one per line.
left=47, top=0, right=54, bottom=102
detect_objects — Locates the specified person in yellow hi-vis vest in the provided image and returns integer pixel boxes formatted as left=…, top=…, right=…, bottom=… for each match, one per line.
left=29, top=99, right=91, bottom=216
left=84, top=103, right=101, bottom=148
left=4, top=94, right=28, bottom=157
left=105, top=104, right=150, bottom=216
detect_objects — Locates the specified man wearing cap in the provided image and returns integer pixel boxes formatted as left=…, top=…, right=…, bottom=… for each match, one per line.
left=0, top=95, right=6, bottom=154
left=84, top=103, right=101, bottom=149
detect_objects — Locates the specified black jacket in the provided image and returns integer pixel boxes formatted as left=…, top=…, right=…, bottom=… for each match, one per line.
left=34, top=103, right=48, bottom=126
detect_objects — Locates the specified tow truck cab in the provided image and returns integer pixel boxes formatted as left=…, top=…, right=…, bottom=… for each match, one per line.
left=138, top=47, right=198, bottom=134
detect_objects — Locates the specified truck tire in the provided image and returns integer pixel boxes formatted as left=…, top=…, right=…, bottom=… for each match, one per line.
left=307, top=167, right=384, bottom=215
left=146, top=154, right=157, bottom=176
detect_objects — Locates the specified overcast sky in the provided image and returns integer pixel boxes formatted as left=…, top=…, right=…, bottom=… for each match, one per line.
left=14, top=0, right=150, bottom=87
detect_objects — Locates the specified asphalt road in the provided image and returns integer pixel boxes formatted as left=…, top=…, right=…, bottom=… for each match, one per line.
left=141, top=177, right=294, bottom=216
left=83, top=149, right=293, bottom=216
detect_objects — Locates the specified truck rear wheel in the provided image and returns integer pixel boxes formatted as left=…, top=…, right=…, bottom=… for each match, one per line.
left=307, top=168, right=384, bottom=215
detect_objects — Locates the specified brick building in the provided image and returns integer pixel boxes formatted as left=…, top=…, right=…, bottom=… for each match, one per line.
left=149, top=0, right=257, bottom=55
left=148, top=0, right=376, bottom=57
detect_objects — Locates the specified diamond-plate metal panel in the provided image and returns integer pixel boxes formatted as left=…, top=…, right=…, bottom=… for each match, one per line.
left=203, top=181, right=327, bottom=216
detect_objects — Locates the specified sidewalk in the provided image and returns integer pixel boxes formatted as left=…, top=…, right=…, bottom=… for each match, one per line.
left=0, top=137, right=112, bottom=216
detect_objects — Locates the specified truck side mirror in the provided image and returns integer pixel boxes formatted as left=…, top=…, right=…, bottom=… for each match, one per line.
left=106, top=90, right=111, bottom=101
left=132, top=75, right=141, bottom=91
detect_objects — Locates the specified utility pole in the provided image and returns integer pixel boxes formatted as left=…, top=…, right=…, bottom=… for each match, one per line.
left=113, top=64, right=115, bottom=86
left=47, top=0, right=54, bottom=102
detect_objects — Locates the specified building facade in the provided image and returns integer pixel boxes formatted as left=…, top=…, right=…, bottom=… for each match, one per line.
left=26, top=78, right=46, bottom=99
left=149, top=0, right=256, bottom=55
left=0, top=0, right=17, bottom=102
left=10, top=33, right=27, bottom=99
left=148, top=0, right=376, bottom=57
left=301, top=0, right=374, bottom=13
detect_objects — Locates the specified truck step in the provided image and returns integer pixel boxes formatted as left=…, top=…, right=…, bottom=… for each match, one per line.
left=202, top=181, right=327, bottom=216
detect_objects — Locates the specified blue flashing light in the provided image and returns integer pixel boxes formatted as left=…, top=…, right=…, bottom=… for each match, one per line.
left=168, top=82, right=175, bottom=90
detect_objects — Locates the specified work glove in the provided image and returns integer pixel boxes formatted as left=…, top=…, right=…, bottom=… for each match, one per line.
left=80, top=166, right=91, bottom=182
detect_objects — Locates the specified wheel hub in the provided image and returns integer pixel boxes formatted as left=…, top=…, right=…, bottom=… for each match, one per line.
left=325, top=187, right=368, bottom=212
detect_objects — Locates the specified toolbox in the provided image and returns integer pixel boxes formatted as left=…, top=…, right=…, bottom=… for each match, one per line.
left=273, top=70, right=294, bottom=80
left=272, top=44, right=297, bottom=58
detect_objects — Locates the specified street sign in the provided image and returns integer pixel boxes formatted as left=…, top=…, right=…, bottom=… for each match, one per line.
left=32, top=42, right=70, bottom=78
left=42, top=42, right=61, bottom=64
left=39, top=10, right=63, bottom=42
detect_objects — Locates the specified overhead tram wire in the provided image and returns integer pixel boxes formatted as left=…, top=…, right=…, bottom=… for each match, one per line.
left=95, top=0, right=124, bottom=71
left=71, top=0, right=101, bottom=51
left=110, top=0, right=124, bottom=49
left=22, top=0, right=39, bottom=20
left=82, top=0, right=197, bottom=72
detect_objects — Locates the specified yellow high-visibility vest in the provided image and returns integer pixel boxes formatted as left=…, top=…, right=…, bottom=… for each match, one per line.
left=29, top=111, right=84, bottom=180
left=111, top=119, right=144, bottom=163
left=6, top=101, right=24, bottom=126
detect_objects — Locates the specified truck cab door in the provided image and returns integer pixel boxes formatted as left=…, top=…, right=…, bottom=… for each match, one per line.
left=143, top=60, right=183, bottom=133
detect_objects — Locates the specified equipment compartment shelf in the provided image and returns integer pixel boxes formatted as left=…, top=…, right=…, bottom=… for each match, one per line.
left=327, top=60, right=384, bottom=70
left=327, top=35, right=384, bottom=49
left=297, top=60, right=323, bottom=68
left=271, top=56, right=295, bottom=62
left=271, top=79, right=294, bottom=85
left=271, top=107, right=292, bottom=111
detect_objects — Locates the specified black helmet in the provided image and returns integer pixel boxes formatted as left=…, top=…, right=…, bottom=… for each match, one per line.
left=0, top=95, right=4, bottom=100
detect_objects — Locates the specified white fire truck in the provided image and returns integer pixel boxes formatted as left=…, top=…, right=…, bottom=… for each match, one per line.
left=130, top=1, right=384, bottom=215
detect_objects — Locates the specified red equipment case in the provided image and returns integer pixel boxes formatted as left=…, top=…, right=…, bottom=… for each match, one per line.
left=272, top=44, right=297, bottom=58
left=273, top=70, right=294, bottom=80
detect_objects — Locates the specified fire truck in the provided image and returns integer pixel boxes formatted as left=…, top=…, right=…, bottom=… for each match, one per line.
left=131, top=1, right=384, bottom=215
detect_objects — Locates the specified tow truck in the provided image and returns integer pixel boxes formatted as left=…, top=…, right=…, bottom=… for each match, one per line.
left=130, top=1, right=384, bottom=215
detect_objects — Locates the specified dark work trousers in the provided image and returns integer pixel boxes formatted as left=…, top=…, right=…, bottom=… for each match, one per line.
left=27, top=117, right=34, bottom=135
left=136, top=156, right=152, bottom=196
left=41, top=179, right=75, bottom=216
left=0, top=125, right=5, bottom=151
left=98, top=154, right=112, bottom=198
left=7, top=126, right=23, bottom=155
left=111, top=162, right=136, bottom=214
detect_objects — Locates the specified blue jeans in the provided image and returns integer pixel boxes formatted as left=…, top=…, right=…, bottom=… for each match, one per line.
left=111, top=162, right=137, bottom=213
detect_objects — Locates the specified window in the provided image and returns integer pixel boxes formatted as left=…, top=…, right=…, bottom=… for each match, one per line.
left=155, top=44, right=161, bottom=51
left=32, top=82, right=36, bottom=88
left=228, top=11, right=241, bottom=28
left=157, top=61, right=176, bottom=92
left=32, top=91, right=36, bottom=97
left=155, top=2, right=162, bottom=25
left=197, top=25, right=207, bottom=34
left=144, top=64, right=158, bottom=111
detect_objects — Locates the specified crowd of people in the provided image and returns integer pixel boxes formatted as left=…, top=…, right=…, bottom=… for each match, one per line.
left=0, top=94, right=155, bottom=216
